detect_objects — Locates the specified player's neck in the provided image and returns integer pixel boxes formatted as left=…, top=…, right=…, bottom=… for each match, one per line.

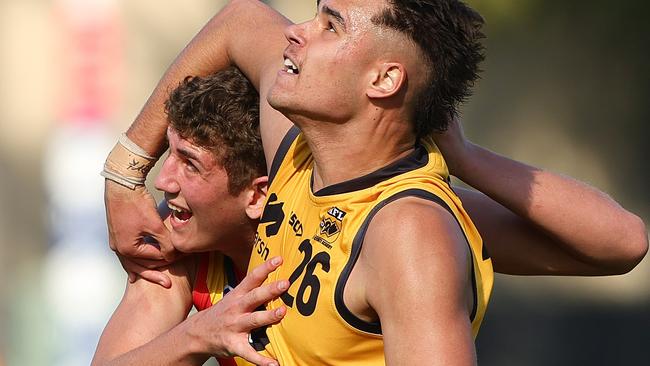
left=298, top=112, right=416, bottom=191
left=219, top=224, right=257, bottom=275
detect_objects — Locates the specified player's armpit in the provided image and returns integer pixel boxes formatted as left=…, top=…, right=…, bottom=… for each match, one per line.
left=360, top=198, right=477, bottom=366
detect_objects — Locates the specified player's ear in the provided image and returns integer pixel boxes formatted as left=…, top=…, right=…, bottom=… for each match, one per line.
left=366, top=62, right=405, bottom=99
left=245, top=176, right=268, bottom=220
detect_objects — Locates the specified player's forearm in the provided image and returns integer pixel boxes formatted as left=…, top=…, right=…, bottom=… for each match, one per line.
left=125, top=0, right=288, bottom=158
left=93, top=322, right=208, bottom=366
left=126, top=0, right=278, bottom=156
left=92, top=313, right=203, bottom=366
left=198, top=0, right=292, bottom=167
left=124, top=6, right=238, bottom=157
left=93, top=260, right=196, bottom=365
left=455, top=142, right=647, bottom=272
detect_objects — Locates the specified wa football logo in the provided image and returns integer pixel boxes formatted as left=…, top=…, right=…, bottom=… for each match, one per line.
left=320, top=218, right=339, bottom=237
left=317, top=207, right=346, bottom=243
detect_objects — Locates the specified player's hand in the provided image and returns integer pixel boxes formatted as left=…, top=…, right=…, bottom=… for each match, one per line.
left=105, top=180, right=178, bottom=266
left=185, top=257, right=288, bottom=366
left=431, top=115, right=473, bottom=178
left=118, top=255, right=173, bottom=288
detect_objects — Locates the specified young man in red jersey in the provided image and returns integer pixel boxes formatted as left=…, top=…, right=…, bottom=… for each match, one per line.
left=93, top=67, right=287, bottom=366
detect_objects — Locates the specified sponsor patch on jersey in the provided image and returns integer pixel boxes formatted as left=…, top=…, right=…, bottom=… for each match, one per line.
left=259, top=193, right=285, bottom=238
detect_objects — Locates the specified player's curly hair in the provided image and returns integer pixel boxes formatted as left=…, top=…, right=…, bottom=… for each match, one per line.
left=371, top=0, right=485, bottom=137
left=165, top=67, right=265, bottom=194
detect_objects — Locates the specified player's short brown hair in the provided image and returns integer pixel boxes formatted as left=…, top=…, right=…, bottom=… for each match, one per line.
left=165, top=67, right=265, bottom=194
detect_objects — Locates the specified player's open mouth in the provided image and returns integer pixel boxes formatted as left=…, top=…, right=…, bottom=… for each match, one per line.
left=284, top=57, right=299, bottom=74
left=168, top=202, right=193, bottom=222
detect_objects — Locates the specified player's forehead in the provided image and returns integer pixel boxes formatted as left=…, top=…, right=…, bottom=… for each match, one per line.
left=166, top=126, right=183, bottom=146
left=317, top=0, right=388, bottom=9
left=317, top=0, right=389, bottom=25
left=167, top=127, right=221, bottom=166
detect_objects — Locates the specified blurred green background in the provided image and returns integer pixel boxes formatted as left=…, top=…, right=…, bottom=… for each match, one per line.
left=0, top=0, right=647, bottom=365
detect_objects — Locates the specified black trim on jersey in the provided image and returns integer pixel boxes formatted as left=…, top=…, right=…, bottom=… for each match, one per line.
left=313, top=143, right=429, bottom=196
left=223, top=256, right=238, bottom=294
left=268, top=125, right=300, bottom=185
left=334, top=189, right=479, bottom=335
left=249, top=322, right=271, bottom=351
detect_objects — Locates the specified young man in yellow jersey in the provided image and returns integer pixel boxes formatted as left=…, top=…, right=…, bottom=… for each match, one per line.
left=99, top=1, right=647, bottom=365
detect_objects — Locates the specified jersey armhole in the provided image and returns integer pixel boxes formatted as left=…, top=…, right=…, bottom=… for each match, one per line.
left=334, top=188, right=478, bottom=335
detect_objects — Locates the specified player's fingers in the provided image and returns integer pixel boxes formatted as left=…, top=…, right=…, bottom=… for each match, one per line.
left=119, top=258, right=145, bottom=284
left=233, top=256, right=283, bottom=294
left=128, top=241, right=166, bottom=261
left=127, top=257, right=170, bottom=269
left=121, top=258, right=171, bottom=288
left=137, top=268, right=172, bottom=288
left=109, top=230, right=165, bottom=260
left=141, top=210, right=177, bottom=261
left=245, top=305, right=286, bottom=330
left=146, top=223, right=178, bottom=262
left=233, top=345, right=279, bottom=366
left=240, top=280, right=289, bottom=311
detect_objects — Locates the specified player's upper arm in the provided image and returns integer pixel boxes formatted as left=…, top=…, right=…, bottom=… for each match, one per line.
left=222, top=0, right=294, bottom=169
left=362, top=197, right=476, bottom=366
left=92, top=258, right=195, bottom=365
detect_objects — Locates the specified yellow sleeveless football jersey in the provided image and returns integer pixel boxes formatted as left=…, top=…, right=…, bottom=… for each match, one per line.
left=249, top=127, right=493, bottom=365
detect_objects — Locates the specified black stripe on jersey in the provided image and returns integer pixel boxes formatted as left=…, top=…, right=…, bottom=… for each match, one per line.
left=223, top=256, right=238, bottom=294
left=268, top=125, right=301, bottom=185
left=334, top=188, right=478, bottom=335
left=312, top=144, right=429, bottom=197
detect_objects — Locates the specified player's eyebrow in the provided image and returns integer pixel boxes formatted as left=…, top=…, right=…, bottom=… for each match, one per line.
left=177, top=146, right=204, bottom=168
left=322, top=5, right=346, bottom=31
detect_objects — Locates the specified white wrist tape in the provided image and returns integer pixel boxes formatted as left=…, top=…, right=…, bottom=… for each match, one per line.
left=101, top=133, right=157, bottom=189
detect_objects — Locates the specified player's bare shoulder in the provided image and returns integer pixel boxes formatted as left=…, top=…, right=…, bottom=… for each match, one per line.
left=364, top=196, right=471, bottom=262
left=360, top=196, right=473, bottom=307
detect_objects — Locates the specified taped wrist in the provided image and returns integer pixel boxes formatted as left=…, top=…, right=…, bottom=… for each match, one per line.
left=101, top=133, right=157, bottom=189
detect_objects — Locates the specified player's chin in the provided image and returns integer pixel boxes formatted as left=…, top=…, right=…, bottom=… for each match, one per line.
left=169, top=230, right=196, bottom=253
left=267, top=84, right=293, bottom=110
